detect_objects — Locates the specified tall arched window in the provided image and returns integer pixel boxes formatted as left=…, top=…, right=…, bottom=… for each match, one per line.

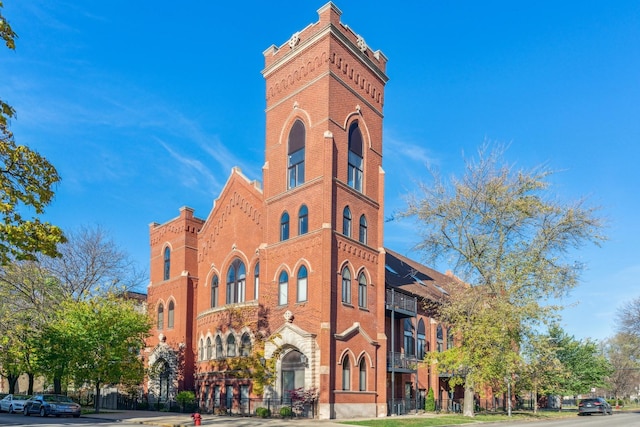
left=298, top=205, right=308, bottom=235
left=447, top=328, right=455, bottom=350
left=226, top=259, right=246, bottom=304
left=436, top=324, right=443, bottom=352
left=341, top=266, right=351, bottom=304
left=240, top=333, right=252, bottom=356
left=342, top=206, right=352, bottom=237
left=157, top=303, right=164, bottom=330
left=227, top=334, right=237, bottom=357
left=215, top=336, right=223, bottom=359
left=348, top=122, right=363, bottom=191
left=358, top=272, right=367, bottom=308
left=297, top=265, right=308, bottom=302
left=167, top=300, right=175, bottom=328
left=211, top=275, right=219, bottom=308
left=206, top=337, right=212, bottom=359
left=280, top=212, right=290, bottom=241
left=288, top=119, right=305, bottom=189
left=342, top=354, right=351, bottom=390
left=359, top=358, right=367, bottom=391
left=163, top=247, right=171, bottom=280
left=278, top=271, right=288, bottom=306
left=199, top=338, right=204, bottom=361
left=254, top=262, right=260, bottom=300
left=417, top=319, right=426, bottom=359
left=359, top=214, right=367, bottom=244
left=404, top=319, right=415, bottom=357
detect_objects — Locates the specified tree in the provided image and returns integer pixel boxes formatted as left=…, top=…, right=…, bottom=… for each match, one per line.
left=0, top=1, right=64, bottom=265
left=549, top=326, right=612, bottom=396
left=602, top=333, right=640, bottom=400
left=0, top=225, right=144, bottom=394
left=0, top=260, right=63, bottom=393
left=39, top=224, right=146, bottom=301
left=518, top=329, right=566, bottom=413
left=402, top=144, right=606, bottom=416
left=43, top=294, right=151, bottom=413
left=617, top=296, right=640, bottom=338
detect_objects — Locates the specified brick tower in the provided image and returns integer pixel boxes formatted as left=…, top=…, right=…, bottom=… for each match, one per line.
left=261, top=3, right=388, bottom=418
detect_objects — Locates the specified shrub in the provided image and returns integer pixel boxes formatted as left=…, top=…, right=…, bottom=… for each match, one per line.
left=280, top=406, right=293, bottom=418
left=256, top=407, right=271, bottom=418
left=425, top=387, right=436, bottom=412
left=176, top=391, right=196, bottom=412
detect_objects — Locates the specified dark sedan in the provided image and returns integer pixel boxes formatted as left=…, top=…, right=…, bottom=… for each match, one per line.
left=578, top=397, right=613, bottom=416
left=23, top=394, right=81, bottom=418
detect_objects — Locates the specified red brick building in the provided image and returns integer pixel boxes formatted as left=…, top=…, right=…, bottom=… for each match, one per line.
left=145, top=3, right=460, bottom=419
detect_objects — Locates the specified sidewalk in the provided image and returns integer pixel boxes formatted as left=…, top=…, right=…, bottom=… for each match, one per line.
left=85, top=410, right=352, bottom=427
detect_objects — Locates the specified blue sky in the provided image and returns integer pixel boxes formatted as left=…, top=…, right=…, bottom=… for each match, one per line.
left=1, top=1, right=638, bottom=342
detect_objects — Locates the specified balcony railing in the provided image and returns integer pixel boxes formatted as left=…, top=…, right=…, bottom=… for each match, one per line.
left=387, top=351, right=418, bottom=371
left=385, top=289, right=417, bottom=316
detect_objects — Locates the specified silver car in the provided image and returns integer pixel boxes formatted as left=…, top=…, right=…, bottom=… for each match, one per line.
left=0, top=394, right=31, bottom=414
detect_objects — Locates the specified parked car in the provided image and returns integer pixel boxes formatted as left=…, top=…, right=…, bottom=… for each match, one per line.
left=23, top=394, right=81, bottom=418
left=0, top=394, right=31, bottom=414
left=578, top=397, right=613, bottom=416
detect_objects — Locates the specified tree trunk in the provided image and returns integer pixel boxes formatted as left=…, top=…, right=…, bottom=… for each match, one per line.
left=53, top=376, right=62, bottom=395
left=94, top=382, right=101, bottom=413
left=27, top=372, right=34, bottom=395
left=7, top=374, right=18, bottom=394
left=463, top=382, right=475, bottom=417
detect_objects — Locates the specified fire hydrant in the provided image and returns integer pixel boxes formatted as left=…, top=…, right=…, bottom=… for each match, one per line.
left=191, top=412, right=202, bottom=426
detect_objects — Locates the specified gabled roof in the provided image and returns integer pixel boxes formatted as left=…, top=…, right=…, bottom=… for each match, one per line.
left=384, top=248, right=461, bottom=302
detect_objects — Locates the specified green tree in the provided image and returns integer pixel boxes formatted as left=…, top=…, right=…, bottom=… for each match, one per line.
left=402, top=144, right=605, bottom=416
left=44, top=294, right=151, bottom=412
left=517, top=330, right=566, bottom=413
left=425, top=387, right=436, bottom=412
left=549, top=326, right=612, bottom=396
left=0, top=1, right=64, bottom=265
left=0, top=260, right=63, bottom=393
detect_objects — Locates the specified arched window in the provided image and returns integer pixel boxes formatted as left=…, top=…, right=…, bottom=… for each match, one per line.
left=278, top=271, right=288, bottom=306
left=157, top=303, right=164, bottom=330
left=167, top=300, right=175, bottom=329
left=436, top=324, right=443, bottom=352
left=298, top=205, right=308, bottom=235
left=359, top=358, right=367, bottom=391
left=358, top=272, right=367, bottom=308
left=447, top=328, right=455, bottom=350
left=359, top=215, right=367, bottom=244
left=342, top=206, right=352, bottom=237
left=417, top=319, right=426, bottom=360
left=404, top=319, right=415, bottom=357
left=206, top=337, right=212, bottom=359
left=342, top=354, right=351, bottom=390
left=215, top=336, right=223, bottom=359
left=254, top=262, right=260, bottom=300
left=226, top=259, right=246, bottom=304
left=348, top=122, right=363, bottom=191
left=211, top=275, right=219, bottom=308
left=227, top=334, right=236, bottom=357
left=280, top=212, right=290, bottom=241
left=240, top=333, right=252, bottom=356
left=199, top=338, right=204, bottom=361
left=288, top=119, right=305, bottom=189
left=297, top=265, right=308, bottom=302
left=341, top=266, right=351, bottom=304
left=163, top=247, right=171, bottom=280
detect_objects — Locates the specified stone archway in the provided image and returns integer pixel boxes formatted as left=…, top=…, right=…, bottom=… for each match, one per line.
left=148, top=340, right=179, bottom=404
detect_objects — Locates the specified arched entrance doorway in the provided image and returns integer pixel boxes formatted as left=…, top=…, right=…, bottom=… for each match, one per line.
left=281, top=349, right=306, bottom=402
